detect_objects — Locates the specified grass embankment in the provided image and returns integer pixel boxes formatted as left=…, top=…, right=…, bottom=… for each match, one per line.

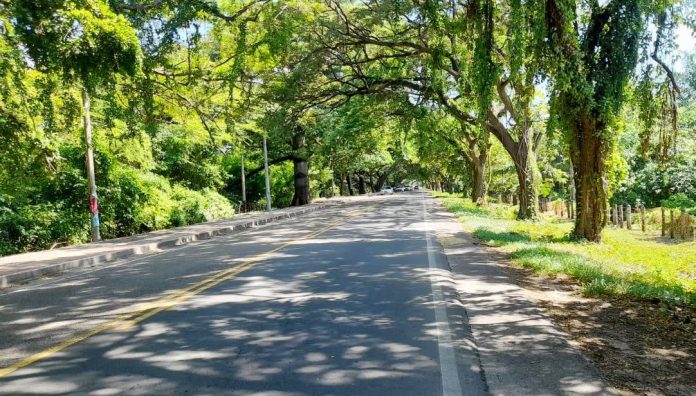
left=434, top=193, right=696, bottom=308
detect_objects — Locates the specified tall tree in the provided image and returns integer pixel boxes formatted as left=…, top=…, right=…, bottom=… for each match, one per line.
left=543, top=0, right=682, bottom=241
left=13, top=0, right=141, bottom=240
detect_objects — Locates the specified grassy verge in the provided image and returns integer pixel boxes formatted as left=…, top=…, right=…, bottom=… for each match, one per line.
left=433, top=192, right=696, bottom=308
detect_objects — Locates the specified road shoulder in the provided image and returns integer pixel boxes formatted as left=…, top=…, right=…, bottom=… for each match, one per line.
left=427, top=199, right=611, bottom=395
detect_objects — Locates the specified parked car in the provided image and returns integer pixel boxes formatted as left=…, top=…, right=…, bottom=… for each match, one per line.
left=394, top=186, right=404, bottom=192
left=380, top=186, right=394, bottom=195
left=404, top=186, right=412, bottom=191
left=414, top=185, right=420, bottom=190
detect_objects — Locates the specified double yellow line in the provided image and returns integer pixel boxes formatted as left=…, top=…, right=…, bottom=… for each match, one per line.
left=0, top=207, right=366, bottom=379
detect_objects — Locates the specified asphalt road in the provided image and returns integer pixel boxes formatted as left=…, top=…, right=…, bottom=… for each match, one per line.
left=0, top=192, right=487, bottom=395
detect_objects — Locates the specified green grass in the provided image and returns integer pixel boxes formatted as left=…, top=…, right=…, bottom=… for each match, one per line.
left=435, top=193, right=696, bottom=307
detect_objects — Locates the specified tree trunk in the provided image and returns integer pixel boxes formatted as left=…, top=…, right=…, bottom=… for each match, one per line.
left=375, top=173, right=388, bottom=191
left=471, top=154, right=488, bottom=205
left=568, top=161, right=576, bottom=219
left=346, top=175, right=354, bottom=196
left=357, top=173, right=366, bottom=194
left=290, top=158, right=310, bottom=206
left=339, top=174, right=345, bottom=196
left=570, top=113, right=608, bottom=242
left=290, top=128, right=310, bottom=206
left=329, top=170, right=336, bottom=197
left=485, top=110, right=537, bottom=218
left=514, top=146, right=538, bottom=220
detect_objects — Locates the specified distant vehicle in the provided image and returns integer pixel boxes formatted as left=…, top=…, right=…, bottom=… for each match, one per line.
left=380, top=186, right=394, bottom=195
left=404, top=186, right=412, bottom=191
left=394, top=186, right=404, bottom=192
left=414, top=185, right=420, bottom=190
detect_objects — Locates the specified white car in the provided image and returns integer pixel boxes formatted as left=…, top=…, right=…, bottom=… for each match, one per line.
left=380, top=186, right=394, bottom=195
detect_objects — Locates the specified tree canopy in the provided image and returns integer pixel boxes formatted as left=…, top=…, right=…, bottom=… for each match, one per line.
left=1, top=0, right=695, bottom=253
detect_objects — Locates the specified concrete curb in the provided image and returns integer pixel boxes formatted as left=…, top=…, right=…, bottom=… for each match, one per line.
left=0, top=204, right=330, bottom=289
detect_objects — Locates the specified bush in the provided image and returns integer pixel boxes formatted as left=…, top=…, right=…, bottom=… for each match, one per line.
left=0, top=203, right=87, bottom=256
left=0, top=164, right=235, bottom=256
left=661, top=193, right=696, bottom=209
left=102, top=168, right=235, bottom=233
left=169, top=186, right=205, bottom=227
left=199, top=188, right=235, bottom=221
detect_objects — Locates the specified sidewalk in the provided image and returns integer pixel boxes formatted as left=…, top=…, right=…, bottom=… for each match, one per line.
left=426, top=199, right=612, bottom=395
left=0, top=199, right=346, bottom=288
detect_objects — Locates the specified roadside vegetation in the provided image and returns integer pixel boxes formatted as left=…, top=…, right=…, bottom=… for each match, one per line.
left=435, top=193, right=696, bottom=309
left=1, top=1, right=695, bottom=258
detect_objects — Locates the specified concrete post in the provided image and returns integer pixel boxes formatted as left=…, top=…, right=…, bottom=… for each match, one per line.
left=640, top=206, right=646, bottom=232
left=670, top=209, right=675, bottom=239
left=661, top=207, right=666, bottom=236
left=626, top=205, right=632, bottom=230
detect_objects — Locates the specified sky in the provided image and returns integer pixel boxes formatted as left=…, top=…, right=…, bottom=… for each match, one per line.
left=674, top=26, right=694, bottom=72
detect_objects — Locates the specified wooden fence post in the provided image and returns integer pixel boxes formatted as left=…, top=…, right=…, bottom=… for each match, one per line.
left=618, top=205, right=624, bottom=228
left=670, top=209, right=675, bottom=239
left=661, top=207, right=666, bottom=236
left=612, top=204, right=618, bottom=226
left=640, top=206, right=646, bottom=232
left=626, top=205, right=632, bottom=230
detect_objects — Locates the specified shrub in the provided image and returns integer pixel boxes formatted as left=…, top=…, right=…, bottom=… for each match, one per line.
left=199, top=188, right=235, bottom=221
left=0, top=203, right=87, bottom=255
left=0, top=164, right=235, bottom=256
left=661, top=193, right=696, bottom=210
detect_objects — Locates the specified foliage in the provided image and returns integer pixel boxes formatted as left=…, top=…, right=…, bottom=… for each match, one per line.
left=0, top=0, right=694, bottom=255
left=13, top=0, right=142, bottom=87
left=661, top=193, right=696, bottom=209
left=614, top=158, right=696, bottom=207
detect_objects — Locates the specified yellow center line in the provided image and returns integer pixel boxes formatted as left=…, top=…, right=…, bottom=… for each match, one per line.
left=0, top=207, right=368, bottom=379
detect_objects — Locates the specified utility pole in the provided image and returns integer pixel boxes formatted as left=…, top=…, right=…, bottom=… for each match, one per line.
left=82, top=87, right=100, bottom=242
left=263, top=135, right=272, bottom=211
left=240, top=150, right=246, bottom=211
left=329, top=158, right=335, bottom=197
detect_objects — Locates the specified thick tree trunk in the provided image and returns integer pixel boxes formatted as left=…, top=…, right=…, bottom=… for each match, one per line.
left=570, top=113, right=608, bottom=242
left=338, top=174, right=345, bottom=196
left=470, top=154, right=488, bottom=205
left=290, top=158, right=310, bottom=206
left=514, top=146, right=538, bottom=220
left=375, top=173, right=388, bottom=191
left=290, top=128, right=310, bottom=206
left=329, top=170, right=336, bottom=197
left=346, top=175, right=354, bottom=196
left=357, top=173, right=366, bottom=194
left=486, top=111, right=539, bottom=219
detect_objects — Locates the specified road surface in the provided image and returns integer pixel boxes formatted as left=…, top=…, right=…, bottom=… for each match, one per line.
left=0, top=193, right=487, bottom=395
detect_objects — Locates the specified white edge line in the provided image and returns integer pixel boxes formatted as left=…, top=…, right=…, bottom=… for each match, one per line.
left=423, top=194, right=463, bottom=396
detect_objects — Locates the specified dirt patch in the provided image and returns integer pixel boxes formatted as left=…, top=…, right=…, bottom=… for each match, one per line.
left=502, top=262, right=696, bottom=395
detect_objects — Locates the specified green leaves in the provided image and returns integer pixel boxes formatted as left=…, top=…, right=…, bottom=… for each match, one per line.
left=471, top=0, right=498, bottom=124
left=13, top=0, right=142, bottom=87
